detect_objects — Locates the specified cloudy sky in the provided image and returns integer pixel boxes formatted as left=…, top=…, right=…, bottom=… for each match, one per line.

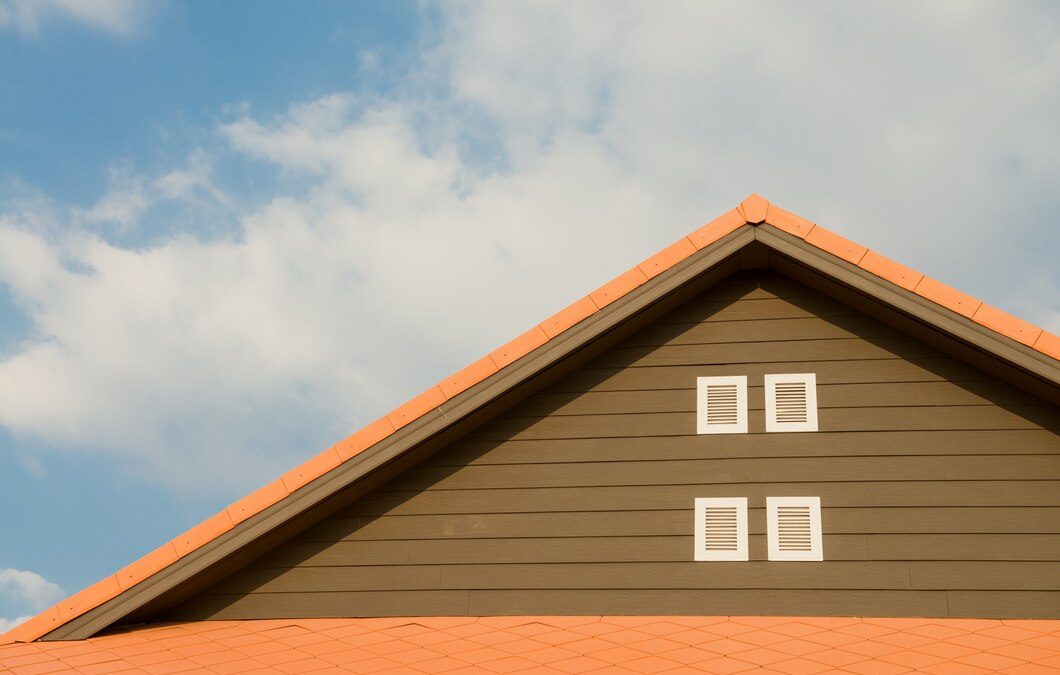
left=0, top=1, right=1057, bottom=629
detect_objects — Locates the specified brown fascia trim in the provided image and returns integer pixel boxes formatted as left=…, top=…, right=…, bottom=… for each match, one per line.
left=755, top=225, right=1060, bottom=401
left=44, top=226, right=758, bottom=641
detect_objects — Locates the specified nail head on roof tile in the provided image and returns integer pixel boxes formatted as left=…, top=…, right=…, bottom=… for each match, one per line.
left=972, top=303, right=1043, bottom=347
left=590, top=267, right=649, bottom=309
left=227, top=479, right=289, bottom=525
left=438, top=357, right=498, bottom=401
left=386, top=386, right=446, bottom=430
left=1033, top=330, right=1060, bottom=361
left=172, top=510, right=236, bottom=558
left=858, top=250, right=924, bottom=291
left=739, top=194, right=769, bottom=224
left=804, top=226, right=868, bottom=265
left=637, top=237, right=697, bottom=280
left=913, top=276, right=981, bottom=319
left=335, top=417, right=396, bottom=461
left=116, top=542, right=180, bottom=591
left=280, top=448, right=343, bottom=494
left=489, top=326, right=549, bottom=370
left=540, top=296, right=599, bottom=339
left=764, top=205, right=815, bottom=238
left=687, top=209, right=746, bottom=250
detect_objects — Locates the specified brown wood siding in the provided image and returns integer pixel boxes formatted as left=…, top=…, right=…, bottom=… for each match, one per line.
left=171, top=271, right=1060, bottom=620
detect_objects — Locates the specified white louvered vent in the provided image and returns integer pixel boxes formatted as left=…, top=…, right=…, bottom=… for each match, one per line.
left=765, top=373, right=818, bottom=432
left=694, top=497, right=748, bottom=561
left=767, top=496, right=823, bottom=561
left=696, top=376, right=748, bottom=434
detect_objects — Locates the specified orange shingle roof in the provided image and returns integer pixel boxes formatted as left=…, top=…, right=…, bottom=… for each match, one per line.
left=3, top=616, right=1060, bottom=674
left=4, top=194, right=1058, bottom=647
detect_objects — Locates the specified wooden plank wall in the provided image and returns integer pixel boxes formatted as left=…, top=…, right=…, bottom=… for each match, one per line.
left=170, top=271, right=1060, bottom=620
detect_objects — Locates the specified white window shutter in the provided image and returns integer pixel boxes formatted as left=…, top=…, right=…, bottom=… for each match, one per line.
left=696, top=376, right=748, bottom=434
left=767, top=496, right=824, bottom=561
left=765, top=373, right=818, bottom=432
left=694, top=497, right=748, bottom=561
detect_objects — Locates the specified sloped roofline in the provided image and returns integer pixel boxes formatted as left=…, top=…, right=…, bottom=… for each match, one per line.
left=5, top=194, right=1058, bottom=644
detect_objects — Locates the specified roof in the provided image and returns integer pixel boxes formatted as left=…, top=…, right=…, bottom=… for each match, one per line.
left=3, top=615, right=1060, bottom=674
left=4, top=194, right=1059, bottom=645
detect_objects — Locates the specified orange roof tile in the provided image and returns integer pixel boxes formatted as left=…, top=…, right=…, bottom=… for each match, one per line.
left=3, top=616, right=1060, bottom=674
left=6, top=193, right=1058, bottom=645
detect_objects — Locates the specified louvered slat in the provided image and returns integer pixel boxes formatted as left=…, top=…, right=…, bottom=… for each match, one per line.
left=776, top=505, right=813, bottom=551
left=703, top=506, right=739, bottom=551
left=705, top=384, right=739, bottom=426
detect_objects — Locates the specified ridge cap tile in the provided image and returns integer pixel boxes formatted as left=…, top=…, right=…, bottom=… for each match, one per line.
left=1033, top=330, right=1060, bottom=361
left=804, top=225, right=868, bottom=265
left=171, top=510, right=235, bottom=557
left=590, top=266, right=649, bottom=308
left=56, top=573, right=120, bottom=620
left=387, top=386, right=446, bottom=430
left=764, top=204, right=815, bottom=238
left=738, top=194, right=769, bottom=223
left=489, top=325, right=549, bottom=370
left=637, top=237, right=697, bottom=280
left=280, top=447, right=342, bottom=494
left=539, top=295, right=600, bottom=340
left=226, top=479, right=289, bottom=525
left=858, top=249, right=925, bottom=291
left=972, top=302, right=1044, bottom=347
left=116, top=542, right=180, bottom=592
left=438, top=356, right=499, bottom=400
left=913, top=275, right=982, bottom=319
left=334, top=416, right=396, bottom=461
left=687, top=209, right=747, bottom=250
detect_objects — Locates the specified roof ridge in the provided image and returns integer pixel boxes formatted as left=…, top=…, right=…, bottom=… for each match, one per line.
left=5, top=194, right=1057, bottom=645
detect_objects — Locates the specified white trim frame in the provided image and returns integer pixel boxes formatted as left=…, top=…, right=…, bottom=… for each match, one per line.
left=696, top=375, right=748, bottom=434
left=694, top=497, right=749, bottom=561
left=764, top=373, right=819, bottom=432
left=767, top=496, right=824, bottom=561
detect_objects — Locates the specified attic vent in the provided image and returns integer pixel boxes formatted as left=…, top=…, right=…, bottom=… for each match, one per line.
left=694, top=497, right=748, bottom=561
left=696, top=376, right=748, bottom=434
left=765, top=373, right=818, bottom=432
left=767, top=496, right=823, bottom=561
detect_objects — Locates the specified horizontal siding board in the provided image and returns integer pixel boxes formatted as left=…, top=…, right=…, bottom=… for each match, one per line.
left=396, top=455, right=1060, bottom=491
left=510, top=382, right=1043, bottom=418
left=171, top=590, right=471, bottom=621
left=554, top=359, right=991, bottom=392
left=909, top=562, right=1060, bottom=590
left=624, top=315, right=901, bottom=347
left=658, top=296, right=857, bottom=325
left=466, top=407, right=1052, bottom=441
left=945, top=591, right=1060, bottom=619
left=253, top=533, right=1060, bottom=568
left=431, top=431, right=1060, bottom=467
left=345, top=481, right=1060, bottom=517
left=305, top=507, right=1060, bottom=542
left=591, top=337, right=942, bottom=369
left=225, top=561, right=915, bottom=593
left=253, top=535, right=874, bottom=567
left=466, top=589, right=952, bottom=618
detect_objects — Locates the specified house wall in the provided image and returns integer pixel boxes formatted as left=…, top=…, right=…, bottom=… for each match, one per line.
left=171, top=271, right=1060, bottom=620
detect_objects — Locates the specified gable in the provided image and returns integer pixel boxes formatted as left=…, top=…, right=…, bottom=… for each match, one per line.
left=16, top=195, right=1060, bottom=643
left=161, top=269, right=1060, bottom=622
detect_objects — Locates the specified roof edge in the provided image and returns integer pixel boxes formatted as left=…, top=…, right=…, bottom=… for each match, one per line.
left=6, top=193, right=1058, bottom=645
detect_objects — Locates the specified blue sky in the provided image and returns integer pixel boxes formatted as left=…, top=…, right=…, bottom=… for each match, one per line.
left=0, top=1, right=1057, bottom=629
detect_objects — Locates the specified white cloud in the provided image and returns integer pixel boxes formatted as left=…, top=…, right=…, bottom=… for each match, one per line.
left=0, top=0, right=148, bottom=36
left=0, top=3, right=1057, bottom=495
left=0, top=568, right=63, bottom=631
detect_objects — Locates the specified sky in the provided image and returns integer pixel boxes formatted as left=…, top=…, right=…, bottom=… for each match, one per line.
left=0, top=0, right=1057, bottom=630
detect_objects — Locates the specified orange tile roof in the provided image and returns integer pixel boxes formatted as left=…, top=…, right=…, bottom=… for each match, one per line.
left=3, top=616, right=1060, bottom=674
left=4, top=194, right=1058, bottom=646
